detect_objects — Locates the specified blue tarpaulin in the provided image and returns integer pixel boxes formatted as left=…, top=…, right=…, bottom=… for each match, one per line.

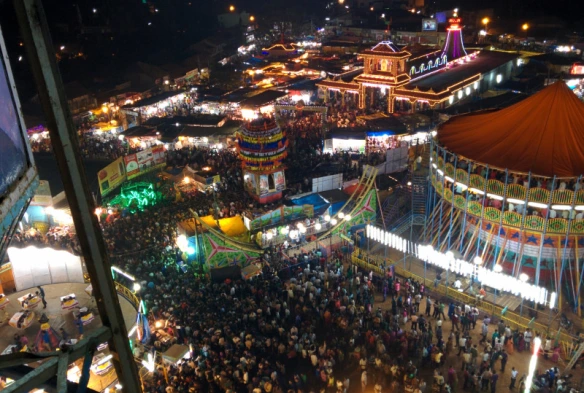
left=290, top=193, right=330, bottom=217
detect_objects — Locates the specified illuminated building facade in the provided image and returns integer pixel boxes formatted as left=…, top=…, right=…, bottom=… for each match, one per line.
left=317, top=18, right=518, bottom=113
left=237, top=118, right=287, bottom=204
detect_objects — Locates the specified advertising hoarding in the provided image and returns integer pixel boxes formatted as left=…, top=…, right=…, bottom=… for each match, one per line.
left=125, top=146, right=166, bottom=180
left=422, top=19, right=437, bottom=31
left=98, top=157, right=127, bottom=196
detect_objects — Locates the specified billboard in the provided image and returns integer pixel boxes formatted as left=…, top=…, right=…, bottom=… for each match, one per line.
left=0, top=34, right=27, bottom=198
left=422, top=19, right=437, bottom=31
left=98, top=157, right=127, bottom=196
left=259, top=174, right=269, bottom=195
left=274, top=171, right=286, bottom=191
left=125, top=146, right=166, bottom=180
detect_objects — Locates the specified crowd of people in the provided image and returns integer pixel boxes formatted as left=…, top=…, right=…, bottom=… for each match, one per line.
left=10, top=93, right=572, bottom=393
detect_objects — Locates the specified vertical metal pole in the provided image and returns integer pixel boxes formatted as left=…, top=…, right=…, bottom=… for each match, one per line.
left=512, top=171, right=532, bottom=276
left=535, top=176, right=556, bottom=286
left=446, top=154, right=457, bottom=250
left=13, top=0, right=142, bottom=391
left=475, top=165, right=489, bottom=258
left=559, top=175, right=581, bottom=312
left=494, top=169, right=509, bottom=269
left=436, top=147, right=447, bottom=249
left=458, top=163, right=472, bottom=253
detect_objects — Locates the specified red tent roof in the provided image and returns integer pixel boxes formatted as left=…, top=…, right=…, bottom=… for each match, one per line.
left=437, top=81, right=584, bottom=177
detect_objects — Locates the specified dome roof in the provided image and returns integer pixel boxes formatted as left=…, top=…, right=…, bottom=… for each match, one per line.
left=437, top=81, right=584, bottom=177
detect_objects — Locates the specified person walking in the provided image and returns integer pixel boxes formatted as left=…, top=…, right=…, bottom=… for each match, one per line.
left=500, top=350, right=508, bottom=373
left=37, top=286, right=47, bottom=309
left=509, top=367, right=518, bottom=389
left=524, top=329, right=533, bottom=352
left=361, top=370, right=368, bottom=393
left=490, top=371, right=498, bottom=393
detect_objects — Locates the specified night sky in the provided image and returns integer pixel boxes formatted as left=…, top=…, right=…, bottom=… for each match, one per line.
left=0, top=0, right=582, bottom=100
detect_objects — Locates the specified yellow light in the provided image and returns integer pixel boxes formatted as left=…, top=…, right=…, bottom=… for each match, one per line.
left=338, top=0, right=344, bottom=3
left=183, top=177, right=190, bottom=184
left=102, top=106, right=108, bottom=113
left=482, top=17, right=489, bottom=25
left=249, top=15, right=255, bottom=22
left=522, top=23, right=529, bottom=30
left=229, top=5, right=235, bottom=11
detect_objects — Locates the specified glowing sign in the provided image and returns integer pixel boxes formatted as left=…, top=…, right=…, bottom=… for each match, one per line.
left=409, top=54, right=448, bottom=76
left=448, top=17, right=462, bottom=30
left=570, top=63, right=584, bottom=75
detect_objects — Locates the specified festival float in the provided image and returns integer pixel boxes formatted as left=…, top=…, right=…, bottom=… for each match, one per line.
left=237, top=117, right=287, bottom=204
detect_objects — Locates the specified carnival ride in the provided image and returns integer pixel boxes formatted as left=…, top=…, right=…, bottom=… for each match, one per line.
left=186, top=163, right=379, bottom=270
left=426, top=81, right=584, bottom=314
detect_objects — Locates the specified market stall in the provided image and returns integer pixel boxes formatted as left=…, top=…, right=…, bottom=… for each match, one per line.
left=162, top=344, right=190, bottom=364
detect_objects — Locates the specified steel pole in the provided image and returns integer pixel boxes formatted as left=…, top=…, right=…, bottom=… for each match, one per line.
left=13, top=0, right=141, bottom=391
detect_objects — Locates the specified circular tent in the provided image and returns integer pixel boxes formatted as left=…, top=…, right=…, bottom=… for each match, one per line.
left=425, top=81, right=584, bottom=313
left=437, top=81, right=584, bottom=178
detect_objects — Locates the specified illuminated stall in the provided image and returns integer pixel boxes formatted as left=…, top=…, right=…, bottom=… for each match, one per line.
left=238, top=90, right=288, bottom=120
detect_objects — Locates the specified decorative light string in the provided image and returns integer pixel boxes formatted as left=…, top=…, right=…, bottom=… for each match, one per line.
left=365, top=224, right=556, bottom=307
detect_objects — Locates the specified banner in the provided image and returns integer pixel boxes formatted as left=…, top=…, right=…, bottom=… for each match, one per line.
left=125, top=146, right=166, bottom=180
left=274, top=171, right=286, bottom=191
left=124, top=153, right=139, bottom=178
left=31, top=180, right=52, bottom=206
left=98, top=157, right=126, bottom=196
left=244, top=174, right=257, bottom=194
left=259, top=174, right=269, bottom=195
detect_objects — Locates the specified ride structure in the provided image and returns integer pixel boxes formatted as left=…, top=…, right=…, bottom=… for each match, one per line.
left=426, top=81, right=584, bottom=314
left=237, top=117, right=288, bottom=204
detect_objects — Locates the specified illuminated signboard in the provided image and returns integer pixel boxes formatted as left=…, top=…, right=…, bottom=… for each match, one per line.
left=448, top=17, right=462, bottom=30
left=422, top=18, right=437, bottom=31
left=570, top=63, right=584, bottom=75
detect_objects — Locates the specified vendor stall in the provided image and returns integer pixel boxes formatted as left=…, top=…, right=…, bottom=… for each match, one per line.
left=60, top=294, right=79, bottom=310
left=18, top=293, right=41, bottom=310
left=9, top=311, right=35, bottom=329
left=162, top=344, right=190, bottom=364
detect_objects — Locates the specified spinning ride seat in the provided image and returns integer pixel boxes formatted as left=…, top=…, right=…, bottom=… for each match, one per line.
left=60, top=294, right=79, bottom=310
left=91, top=353, right=114, bottom=376
left=77, top=307, right=95, bottom=325
left=18, top=294, right=41, bottom=310
left=0, top=295, right=10, bottom=310
left=9, top=311, right=35, bottom=329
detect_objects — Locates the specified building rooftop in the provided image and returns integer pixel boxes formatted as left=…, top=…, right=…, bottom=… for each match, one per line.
left=121, top=91, right=185, bottom=109
left=403, top=51, right=519, bottom=93
left=238, top=90, right=287, bottom=108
